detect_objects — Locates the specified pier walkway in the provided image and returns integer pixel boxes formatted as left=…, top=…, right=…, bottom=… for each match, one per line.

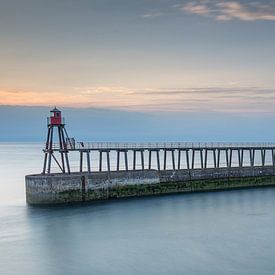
left=44, top=142, right=275, bottom=174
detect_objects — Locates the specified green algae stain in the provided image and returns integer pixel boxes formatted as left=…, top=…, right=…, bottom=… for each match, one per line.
left=58, top=175, right=275, bottom=202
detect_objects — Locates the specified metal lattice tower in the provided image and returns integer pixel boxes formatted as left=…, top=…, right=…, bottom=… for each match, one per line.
left=42, top=107, right=71, bottom=174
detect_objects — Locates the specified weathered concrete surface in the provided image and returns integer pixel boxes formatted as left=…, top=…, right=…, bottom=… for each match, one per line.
left=26, top=166, right=275, bottom=205
left=26, top=170, right=159, bottom=204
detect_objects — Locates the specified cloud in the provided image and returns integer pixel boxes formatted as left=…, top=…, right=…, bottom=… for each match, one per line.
left=182, top=2, right=212, bottom=15
left=181, top=1, right=275, bottom=21
left=142, top=12, right=163, bottom=18
left=1, top=86, right=275, bottom=113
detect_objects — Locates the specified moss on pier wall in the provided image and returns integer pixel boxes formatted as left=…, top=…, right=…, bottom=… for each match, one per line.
left=59, top=175, right=275, bottom=202
left=26, top=167, right=275, bottom=204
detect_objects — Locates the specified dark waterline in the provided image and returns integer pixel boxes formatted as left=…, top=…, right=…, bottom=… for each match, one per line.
left=1, top=143, right=275, bottom=274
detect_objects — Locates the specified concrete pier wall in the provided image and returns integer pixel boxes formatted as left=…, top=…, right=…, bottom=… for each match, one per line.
left=26, top=166, right=275, bottom=205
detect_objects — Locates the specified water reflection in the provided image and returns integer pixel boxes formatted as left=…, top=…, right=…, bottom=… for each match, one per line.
left=18, top=188, right=275, bottom=274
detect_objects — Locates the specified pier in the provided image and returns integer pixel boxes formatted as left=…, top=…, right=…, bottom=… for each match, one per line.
left=25, top=108, right=275, bottom=205
left=45, top=141, right=275, bottom=173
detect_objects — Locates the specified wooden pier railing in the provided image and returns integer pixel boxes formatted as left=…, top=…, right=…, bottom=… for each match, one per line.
left=43, top=142, right=275, bottom=174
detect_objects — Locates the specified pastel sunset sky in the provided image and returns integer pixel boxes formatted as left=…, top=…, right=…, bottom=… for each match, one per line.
left=1, top=0, right=275, bottom=113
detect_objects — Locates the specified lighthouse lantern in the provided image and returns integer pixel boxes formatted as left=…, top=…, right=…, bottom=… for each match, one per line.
left=49, top=107, right=62, bottom=125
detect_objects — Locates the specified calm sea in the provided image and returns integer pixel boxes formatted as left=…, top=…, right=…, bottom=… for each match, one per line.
left=1, top=143, right=275, bottom=274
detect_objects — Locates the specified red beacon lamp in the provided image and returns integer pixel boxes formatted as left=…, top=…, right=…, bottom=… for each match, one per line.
left=49, top=107, right=63, bottom=125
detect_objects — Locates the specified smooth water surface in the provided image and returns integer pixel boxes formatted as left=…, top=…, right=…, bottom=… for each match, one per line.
left=1, top=143, right=275, bottom=274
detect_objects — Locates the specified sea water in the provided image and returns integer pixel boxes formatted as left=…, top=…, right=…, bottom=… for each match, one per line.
left=1, top=143, right=275, bottom=274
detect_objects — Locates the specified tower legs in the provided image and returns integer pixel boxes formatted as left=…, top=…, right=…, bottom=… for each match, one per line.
left=42, top=125, right=70, bottom=174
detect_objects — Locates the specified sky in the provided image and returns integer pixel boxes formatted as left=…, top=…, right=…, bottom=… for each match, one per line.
left=1, top=0, right=275, bottom=141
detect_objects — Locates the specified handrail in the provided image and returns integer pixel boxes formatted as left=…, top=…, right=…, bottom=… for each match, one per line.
left=48, top=142, right=275, bottom=150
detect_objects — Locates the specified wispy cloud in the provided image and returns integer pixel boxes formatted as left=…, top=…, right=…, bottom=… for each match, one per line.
left=181, top=1, right=275, bottom=21
left=182, top=2, right=212, bottom=15
left=142, top=12, right=163, bottom=18
left=1, top=86, right=275, bottom=113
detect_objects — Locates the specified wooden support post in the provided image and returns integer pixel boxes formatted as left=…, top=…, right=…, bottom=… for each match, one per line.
left=217, top=149, right=220, bottom=168
left=117, top=151, right=120, bottom=171
left=87, top=151, right=91, bottom=173
left=229, top=149, right=232, bottom=168
left=272, top=149, right=275, bottom=166
left=213, top=149, right=217, bottom=168
left=80, top=151, right=83, bottom=172
left=204, top=149, right=208, bottom=169
left=171, top=150, right=175, bottom=170
left=200, top=150, right=203, bottom=168
left=157, top=150, right=160, bottom=171
left=249, top=149, right=252, bottom=167
left=249, top=149, right=255, bottom=167
left=148, top=150, right=152, bottom=169
left=141, top=150, right=145, bottom=170
left=133, top=150, right=136, bottom=170
left=107, top=151, right=111, bottom=172
left=192, top=150, right=195, bottom=169
left=238, top=149, right=242, bottom=167
left=186, top=150, right=190, bottom=170
left=261, top=149, right=266, bottom=166
left=99, top=151, right=103, bottom=172
left=241, top=149, right=244, bottom=167
left=163, top=150, right=167, bottom=170
left=64, top=153, right=71, bottom=174
left=124, top=151, right=128, bottom=171
left=178, top=150, right=181, bottom=170
left=226, top=149, right=229, bottom=168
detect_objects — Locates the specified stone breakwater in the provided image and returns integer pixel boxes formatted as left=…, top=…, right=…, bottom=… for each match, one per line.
left=26, top=166, right=275, bottom=205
